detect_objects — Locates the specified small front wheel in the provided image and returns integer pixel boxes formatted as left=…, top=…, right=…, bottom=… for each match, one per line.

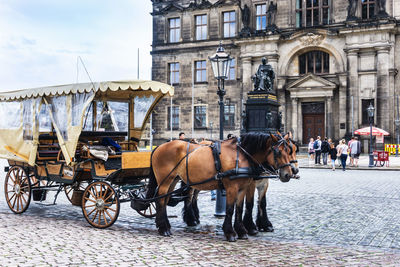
left=4, top=166, right=31, bottom=214
left=81, top=181, right=120, bottom=228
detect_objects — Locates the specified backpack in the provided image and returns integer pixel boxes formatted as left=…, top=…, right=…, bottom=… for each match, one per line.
left=313, top=141, right=319, bottom=149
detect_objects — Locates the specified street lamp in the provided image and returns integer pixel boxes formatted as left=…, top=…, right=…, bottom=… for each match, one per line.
left=209, top=42, right=233, bottom=217
left=395, top=119, right=400, bottom=157
left=367, top=103, right=375, bottom=167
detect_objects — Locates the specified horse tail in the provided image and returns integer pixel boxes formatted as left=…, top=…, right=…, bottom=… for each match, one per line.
left=145, top=146, right=159, bottom=200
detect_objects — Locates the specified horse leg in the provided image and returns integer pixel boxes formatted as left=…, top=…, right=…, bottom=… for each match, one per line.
left=192, top=189, right=200, bottom=225
left=234, top=188, right=248, bottom=240
left=182, top=188, right=199, bottom=227
left=256, top=183, right=274, bottom=232
left=155, top=178, right=178, bottom=236
left=243, top=182, right=258, bottom=236
left=222, top=185, right=238, bottom=242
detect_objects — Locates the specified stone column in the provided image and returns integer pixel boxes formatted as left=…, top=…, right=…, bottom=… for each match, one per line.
left=291, top=97, right=298, bottom=138
left=242, top=57, right=252, bottom=92
left=346, top=49, right=359, bottom=130
left=297, top=100, right=303, bottom=142
left=326, top=96, right=333, bottom=138
left=376, top=46, right=390, bottom=131
left=338, top=74, right=347, bottom=138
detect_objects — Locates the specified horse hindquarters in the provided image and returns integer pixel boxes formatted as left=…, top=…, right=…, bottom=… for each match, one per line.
left=242, top=182, right=258, bottom=236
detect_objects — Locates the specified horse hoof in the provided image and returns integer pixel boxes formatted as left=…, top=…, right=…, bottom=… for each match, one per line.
left=226, top=235, right=237, bottom=242
left=159, top=229, right=171, bottom=237
left=238, top=233, right=248, bottom=240
left=259, top=226, right=274, bottom=232
left=247, top=229, right=258, bottom=236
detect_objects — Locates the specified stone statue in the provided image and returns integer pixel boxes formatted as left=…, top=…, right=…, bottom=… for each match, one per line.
left=377, top=0, right=389, bottom=17
left=347, top=0, right=358, bottom=20
left=240, top=4, right=251, bottom=28
left=267, top=1, right=277, bottom=26
left=252, top=57, right=275, bottom=93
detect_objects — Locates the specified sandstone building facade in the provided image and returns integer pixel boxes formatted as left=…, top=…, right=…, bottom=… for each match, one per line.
left=150, top=0, right=400, bottom=146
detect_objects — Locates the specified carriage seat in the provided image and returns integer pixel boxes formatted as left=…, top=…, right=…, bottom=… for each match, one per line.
left=37, top=145, right=60, bottom=160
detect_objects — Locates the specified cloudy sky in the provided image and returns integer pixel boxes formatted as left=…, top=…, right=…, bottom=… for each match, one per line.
left=0, top=0, right=153, bottom=91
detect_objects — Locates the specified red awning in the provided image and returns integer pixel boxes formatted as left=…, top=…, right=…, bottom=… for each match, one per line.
left=354, top=127, right=390, bottom=136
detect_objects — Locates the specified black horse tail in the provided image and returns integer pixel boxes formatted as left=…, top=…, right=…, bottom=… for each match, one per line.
left=145, top=147, right=159, bottom=200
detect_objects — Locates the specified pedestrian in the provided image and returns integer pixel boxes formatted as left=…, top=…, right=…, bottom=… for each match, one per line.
left=321, top=137, right=330, bottom=165
left=314, top=136, right=322, bottom=165
left=350, top=136, right=361, bottom=167
left=308, top=138, right=315, bottom=163
left=327, top=138, right=333, bottom=163
left=179, top=132, right=185, bottom=140
left=348, top=136, right=355, bottom=166
left=337, top=139, right=349, bottom=171
left=329, top=141, right=337, bottom=171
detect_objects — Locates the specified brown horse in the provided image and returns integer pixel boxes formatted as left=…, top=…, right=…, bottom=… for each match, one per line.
left=242, top=133, right=299, bottom=235
left=146, top=132, right=293, bottom=241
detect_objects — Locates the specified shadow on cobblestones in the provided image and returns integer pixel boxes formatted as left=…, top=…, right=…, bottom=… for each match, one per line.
left=1, top=166, right=400, bottom=265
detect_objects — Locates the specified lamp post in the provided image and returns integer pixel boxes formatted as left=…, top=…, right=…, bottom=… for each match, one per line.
left=367, top=103, right=375, bottom=167
left=209, top=42, right=232, bottom=217
left=395, top=119, right=400, bottom=157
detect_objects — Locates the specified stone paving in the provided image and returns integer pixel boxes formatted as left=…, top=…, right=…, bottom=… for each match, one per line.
left=1, top=161, right=400, bottom=265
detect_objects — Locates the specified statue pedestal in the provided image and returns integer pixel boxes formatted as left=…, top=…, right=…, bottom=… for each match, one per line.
left=242, top=91, right=281, bottom=133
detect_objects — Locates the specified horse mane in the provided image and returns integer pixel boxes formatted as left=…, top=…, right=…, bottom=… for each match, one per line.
left=238, top=132, right=272, bottom=155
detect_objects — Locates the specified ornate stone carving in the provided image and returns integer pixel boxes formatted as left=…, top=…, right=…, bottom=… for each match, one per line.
left=299, top=33, right=325, bottom=46
left=347, top=0, right=358, bottom=21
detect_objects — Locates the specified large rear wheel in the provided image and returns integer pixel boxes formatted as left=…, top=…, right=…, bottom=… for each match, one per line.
left=4, top=166, right=31, bottom=214
left=82, top=181, right=120, bottom=228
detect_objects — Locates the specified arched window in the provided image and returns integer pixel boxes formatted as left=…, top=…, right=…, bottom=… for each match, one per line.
left=299, top=51, right=330, bottom=74
left=296, top=0, right=330, bottom=27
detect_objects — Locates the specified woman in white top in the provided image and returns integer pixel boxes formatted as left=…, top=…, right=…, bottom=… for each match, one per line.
left=337, top=139, right=349, bottom=171
left=308, top=138, right=315, bottom=161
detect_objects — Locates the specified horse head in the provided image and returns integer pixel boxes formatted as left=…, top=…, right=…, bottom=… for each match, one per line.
left=284, top=132, right=300, bottom=179
left=268, top=132, right=293, bottom=182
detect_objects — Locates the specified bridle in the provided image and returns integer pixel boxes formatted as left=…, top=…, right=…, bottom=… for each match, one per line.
left=238, top=133, right=292, bottom=175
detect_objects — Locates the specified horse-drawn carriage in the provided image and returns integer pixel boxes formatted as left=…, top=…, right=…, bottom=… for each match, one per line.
left=0, top=80, right=173, bottom=228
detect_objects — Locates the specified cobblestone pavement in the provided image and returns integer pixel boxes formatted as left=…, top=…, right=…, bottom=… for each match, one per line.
left=1, top=163, right=400, bottom=265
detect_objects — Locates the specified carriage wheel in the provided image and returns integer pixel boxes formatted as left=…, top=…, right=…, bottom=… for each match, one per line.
left=64, top=181, right=88, bottom=203
left=136, top=201, right=156, bottom=218
left=4, top=166, right=31, bottom=214
left=81, top=181, right=120, bottom=228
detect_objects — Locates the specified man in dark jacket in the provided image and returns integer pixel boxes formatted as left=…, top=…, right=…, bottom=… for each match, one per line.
left=321, top=137, right=330, bottom=165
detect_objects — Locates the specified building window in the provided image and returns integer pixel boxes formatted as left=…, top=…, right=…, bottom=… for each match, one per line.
left=362, top=0, right=376, bottom=19
left=227, top=58, right=235, bottom=80
left=361, top=99, right=374, bottom=125
left=168, top=63, right=180, bottom=85
left=195, top=60, right=207, bottom=82
left=224, top=104, right=235, bottom=128
left=169, top=18, right=181, bottom=43
left=223, top=11, right=236, bottom=38
left=167, top=106, right=179, bottom=130
left=256, top=4, right=267, bottom=30
left=296, top=0, right=330, bottom=27
left=194, top=105, right=207, bottom=128
left=195, top=14, right=207, bottom=40
left=299, top=51, right=330, bottom=74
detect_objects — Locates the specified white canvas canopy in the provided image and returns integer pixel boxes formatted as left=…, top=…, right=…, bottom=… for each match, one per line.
left=0, top=80, right=174, bottom=166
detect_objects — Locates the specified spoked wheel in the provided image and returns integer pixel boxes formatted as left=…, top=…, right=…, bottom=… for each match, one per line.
left=64, top=181, right=88, bottom=203
left=136, top=201, right=156, bottom=218
left=82, top=181, right=120, bottom=228
left=4, top=166, right=31, bottom=214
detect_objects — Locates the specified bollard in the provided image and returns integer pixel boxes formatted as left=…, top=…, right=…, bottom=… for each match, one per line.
left=214, top=189, right=226, bottom=217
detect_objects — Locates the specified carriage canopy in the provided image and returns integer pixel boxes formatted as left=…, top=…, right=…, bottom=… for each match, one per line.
left=0, top=80, right=174, bottom=166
